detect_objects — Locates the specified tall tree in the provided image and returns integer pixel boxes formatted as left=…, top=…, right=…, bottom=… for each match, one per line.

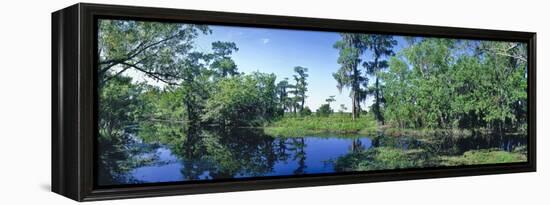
left=382, top=54, right=414, bottom=129
left=333, top=34, right=368, bottom=120
left=293, top=66, right=309, bottom=112
left=178, top=52, right=213, bottom=125
left=210, top=41, right=239, bottom=78
left=287, top=83, right=299, bottom=114
left=276, top=78, right=291, bottom=114
left=362, top=35, right=397, bottom=124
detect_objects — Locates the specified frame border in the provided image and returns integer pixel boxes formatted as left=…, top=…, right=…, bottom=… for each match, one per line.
left=52, top=3, right=536, bottom=201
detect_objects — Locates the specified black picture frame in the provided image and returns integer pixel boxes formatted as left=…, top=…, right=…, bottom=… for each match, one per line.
left=52, top=3, right=536, bottom=201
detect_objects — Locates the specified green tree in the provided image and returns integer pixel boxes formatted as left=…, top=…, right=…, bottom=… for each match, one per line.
left=333, top=34, right=368, bottom=120
left=474, top=42, right=527, bottom=131
left=178, top=52, right=213, bottom=125
left=97, top=76, right=160, bottom=185
left=316, top=104, right=333, bottom=117
left=286, top=84, right=297, bottom=114
left=383, top=39, right=455, bottom=128
left=362, top=34, right=397, bottom=124
left=293, top=66, right=309, bottom=112
left=276, top=78, right=291, bottom=114
left=97, top=20, right=209, bottom=86
left=382, top=38, right=527, bottom=131
left=98, top=76, right=145, bottom=141
left=202, top=73, right=278, bottom=126
left=300, top=106, right=313, bottom=116
left=210, top=41, right=239, bottom=78
left=382, top=54, right=414, bottom=128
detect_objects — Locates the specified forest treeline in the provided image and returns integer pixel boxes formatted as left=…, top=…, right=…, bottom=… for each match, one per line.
left=332, top=34, right=527, bottom=132
left=98, top=19, right=311, bottom=140
left=98, top=20, right=528, bottom=143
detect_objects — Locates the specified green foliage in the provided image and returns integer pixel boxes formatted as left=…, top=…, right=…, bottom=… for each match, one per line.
left=276, top=78, right=292, bottom=114
left=202, top=73, right=278, bottom=126
left=210, top=41, right=239, bottom=78
left=98, top=76, right=145, bottom=141
left=95, top=19, right=529, bottom=185
left=265, top=114, right=377, bottom=136
left=98, top=19, right=210, bottom=86
left=362, top=35, right=397, bottom=124
left=333, top=34, right=368, bottom=120
left=291, top=66, right=309, bottom=113
left=300, top=106, right=312, bottom=116
left=335, top=146, right=527, bottom=172
left=335, top=147, right=428, bottom=171
left=137, top=124, right=285, bottom=179
left=139, top=87, right=185, bottom=122
left=316, top=104, right=333, bottom=117
left=97, top=76, right=161, bottom=185
left=382, top=39, right=527, bottom=131
left=440, top=149, right=527, bottom=166
left=96, top=20, right=529, bottom=182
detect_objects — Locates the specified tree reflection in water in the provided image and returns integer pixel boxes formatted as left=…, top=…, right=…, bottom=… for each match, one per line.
left=97, top=122, right=527, bottom=186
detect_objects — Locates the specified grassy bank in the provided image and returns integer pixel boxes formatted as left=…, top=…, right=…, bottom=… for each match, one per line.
left=335, top=147, right=428, bottom=171
left=264, top=113, right=522, bottom=138
left=264, top=113, right=377, bottom=137
left=439, top=149, right=527, bottom=166
left=334, top=147, right=527, bottom=172
left=381, top=127, right=473, bottom=137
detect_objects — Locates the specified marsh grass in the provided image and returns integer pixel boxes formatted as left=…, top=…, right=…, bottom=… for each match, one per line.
left=264, top=113, right=377, bottom=137
left=381, top=127, right=474, bottom=137
left=335, top=147, right=432, bottom=171
left=440, top=149, right=527, bottom=166
left=335, top=146, right=527, bottom=172
left=263, top=113, right=480, bottom=138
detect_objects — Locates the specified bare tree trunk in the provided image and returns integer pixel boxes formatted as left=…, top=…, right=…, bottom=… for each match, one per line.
left=375, top=76, right=384, bottom=125
left=352, top=95, right=356, bottom=121
left=301, top=96, right=305, bottom=112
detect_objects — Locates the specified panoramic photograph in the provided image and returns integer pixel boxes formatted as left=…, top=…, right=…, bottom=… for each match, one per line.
left=96, top=19, right=528, bottom=186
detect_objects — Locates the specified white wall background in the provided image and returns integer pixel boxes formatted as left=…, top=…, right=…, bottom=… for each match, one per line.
left=0, top=0, right=547, bottom=204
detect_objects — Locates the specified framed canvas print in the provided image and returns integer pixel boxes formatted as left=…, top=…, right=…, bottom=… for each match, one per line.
left=52, top=3, right=536, bottom=201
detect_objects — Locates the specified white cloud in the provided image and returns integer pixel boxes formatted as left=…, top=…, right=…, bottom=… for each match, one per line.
left=261, top=38, right=270, bottom=44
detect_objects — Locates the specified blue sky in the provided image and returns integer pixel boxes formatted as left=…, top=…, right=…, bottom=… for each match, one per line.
left=194, top=25, right=407, bottom=111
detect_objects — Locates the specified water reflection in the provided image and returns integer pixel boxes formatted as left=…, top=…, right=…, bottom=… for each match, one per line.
left=97, top=123, right=527, bottom=186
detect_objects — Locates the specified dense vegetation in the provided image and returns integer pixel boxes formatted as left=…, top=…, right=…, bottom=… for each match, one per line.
left=96, top=20, right=528, bottom=183
left=383, top=39, right=527, bottom=132
left=331, top=34, right=527, bottom=132
left=98, top=20, right=527, bottom=139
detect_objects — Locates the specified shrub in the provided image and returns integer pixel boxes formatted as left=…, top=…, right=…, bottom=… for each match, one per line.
left=316, top=104, right=333, bottom=117
left=300, top=106, right=312, bottom=116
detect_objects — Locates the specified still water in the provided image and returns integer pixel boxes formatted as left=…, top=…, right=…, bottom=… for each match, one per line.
left=97, top=126, right=526, bottom=186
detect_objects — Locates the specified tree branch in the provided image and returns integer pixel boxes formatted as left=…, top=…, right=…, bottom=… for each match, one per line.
left=100, top=66, right=131, bottom=85
left=119, top=62, right=180, bottom=86
left=99, top=34, right=180, bottom=66
left=480, top=44, right=527, bottom=62
left=98, top=33, right=182, bottom=75
left=495, top=52, right=527, bottom=62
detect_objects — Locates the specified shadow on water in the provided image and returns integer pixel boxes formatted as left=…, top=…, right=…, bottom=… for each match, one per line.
left=97, top=122, right=527, bottom=186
